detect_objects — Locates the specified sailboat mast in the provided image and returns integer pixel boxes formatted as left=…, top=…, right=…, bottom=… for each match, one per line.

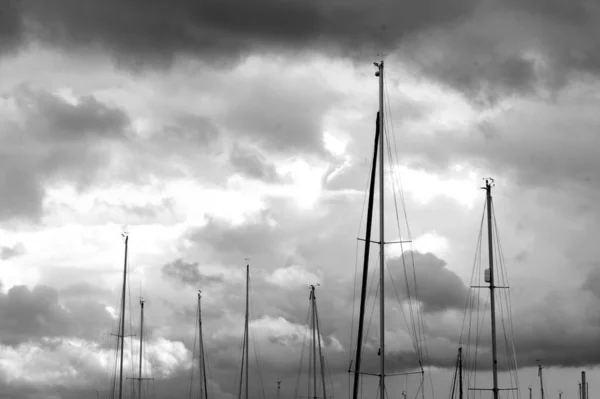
left=138, top=299, right=144, bottom=399
left=350, top=111, right=380, bottom=399
left=538, top=363, right=545, bottom=399
left=458, top=347, right=463, bottom=399
left=376, top=59, right=385, bottom=399
left=199, top=291, right=209, bottom=399
left=118, top=233, right=129, bottom=399
left=311, top=286, right=317, bottom=399
left=314, top=295, right=327, bottom=399
left=484, top=179, right=499, bottom=399
left=245, top=263, right=250, bottom=399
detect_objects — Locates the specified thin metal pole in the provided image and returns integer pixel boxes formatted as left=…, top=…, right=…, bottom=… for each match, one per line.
left=199, top=291, right=208, bottom=399
left=311, top=286, right=317, bottom=399
left=458, top=347, right=463, bottom=399
left=138, top=299, right=144, bottom=399
left=313, top=288, right=327, bottom=399
left=538, top=363, right=545, bottom=399
left=351, top=111, right=380, bottom=399
left=377, top=59, right=385, bottom=399
left=485, top=180, right=499, bottom=399
left=245, top=264, right=249, bottom=399
left=118, top=234, right=129, bottom=399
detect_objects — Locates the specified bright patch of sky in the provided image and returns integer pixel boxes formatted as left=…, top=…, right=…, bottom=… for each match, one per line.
left=386, top=231, right=450, bottom=258
left=390, top=165, right=480, bottom=208
left=266, top=265, right=322, bottom=287
left=323, top=131, right=348, bottom=156
left=276, top=158, right=326, bottom=208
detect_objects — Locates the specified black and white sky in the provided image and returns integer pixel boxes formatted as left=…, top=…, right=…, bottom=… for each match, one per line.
left=1, top=0, right=600, bottom=398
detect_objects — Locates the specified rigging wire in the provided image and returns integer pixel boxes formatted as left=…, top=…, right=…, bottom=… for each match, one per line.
left=384, top=67, right=433, bottom=397
left=294, top=305, right=314, bottom=399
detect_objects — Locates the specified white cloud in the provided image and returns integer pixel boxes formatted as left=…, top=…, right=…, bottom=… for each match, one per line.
left=276, top=157, right=327, bottom=209
left=323, top=131, right=348, bottom=157
left=390, top=165, right=480, bottom=208
left=266, top=265, right=322, bottom=287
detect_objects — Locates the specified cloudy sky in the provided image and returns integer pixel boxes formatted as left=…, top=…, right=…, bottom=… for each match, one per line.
left=1, top=0, right=600, bottom=398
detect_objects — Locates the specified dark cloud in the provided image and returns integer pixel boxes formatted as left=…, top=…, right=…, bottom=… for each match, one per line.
left=15, top=0, right=477, bottom=68
left=403, top=0, right=600, bottom=102
left=0, top=283, right=113, bottom=346
left=220, top=76, right=338, bottom=154
left=188, top=212, right=278, bottom=259
left=229, top=144, right=279, bottom=182
left=5, top=0, right=600, bottom=102
left=162, top=258, right=225, bottom=287
left=0, top=1, right=24, bottom=56
left=59, top=282, right=112, bottom=298
left=386, top=252, right=469, bottom=313
left=0, top=242, right=25, bottom=260
left=0, top=85, right=130, bottom=221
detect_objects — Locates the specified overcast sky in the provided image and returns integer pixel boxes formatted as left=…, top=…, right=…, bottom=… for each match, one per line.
left=1, top=0, right=600, bottom=398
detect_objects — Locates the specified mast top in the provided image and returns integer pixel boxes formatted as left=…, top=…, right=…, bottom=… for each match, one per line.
left=309, top=284, right=320, bottom=299
left=198, top=290, right=202, bottom=299
left=481, top=177, right=495, bottom=190
left=374, top=61, right=383, bottom=76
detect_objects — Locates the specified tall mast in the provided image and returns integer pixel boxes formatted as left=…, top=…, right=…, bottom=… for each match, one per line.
left=118, top=233, right=129, bottom=399
left=277, top=379, right=281, bottom=399
left=311, top=286, right=317, bottom=399
left=538, top=362, right=545, bottom=399
left=376, top=59, right=385, bottom=399
left=199, top=291, right=208, bottom=399
left=484, top=179, right=499, bottom=399
left=138, top=299, right=144, bottom=399
left=245, top=263, right=250, bottom=399
left=350, top=110, right=381, bottom=399
left=529, top=386, right=532, bottom=399
left=458, top=347, right=463, bottom=399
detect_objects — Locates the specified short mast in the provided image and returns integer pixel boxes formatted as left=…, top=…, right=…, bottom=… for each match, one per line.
left=375, top=59, right=385, bottom=399
left=138, top=299, right=144, bottom=399
left=309, top=285, right=328, bottom=399
left=484, top=178, right=499, bottom=399
left=127, top=298, right=153, bottom=397
left=538, top=361, right=545, bottom=399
